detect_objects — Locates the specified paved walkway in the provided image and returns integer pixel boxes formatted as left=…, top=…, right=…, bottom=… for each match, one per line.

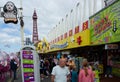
left=7, top=68, right=22, bottom=82
left=100, top=75, right=120, bottom=82
left=5, top=69, right=120, bottom=82
left=41, top=76, right=120, bottom=82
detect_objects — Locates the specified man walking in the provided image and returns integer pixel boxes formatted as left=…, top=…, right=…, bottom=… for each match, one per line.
left=51, top=58, right=70, bottom=82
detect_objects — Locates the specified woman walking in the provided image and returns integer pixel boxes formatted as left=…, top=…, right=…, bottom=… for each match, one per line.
left=78, top=59, right=94, bottom=82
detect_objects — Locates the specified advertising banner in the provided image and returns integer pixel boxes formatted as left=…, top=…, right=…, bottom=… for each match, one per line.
left=90, top=0, right=120, bottom=45
left=22, top=50, right=34, bottom=82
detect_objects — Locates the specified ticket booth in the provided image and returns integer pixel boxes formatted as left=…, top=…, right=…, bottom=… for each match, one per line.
left=20, top=45, right=40, bottom=82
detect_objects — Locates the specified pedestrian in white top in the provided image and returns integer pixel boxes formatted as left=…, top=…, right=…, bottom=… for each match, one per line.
left=51, top=58, right=70, bottom=82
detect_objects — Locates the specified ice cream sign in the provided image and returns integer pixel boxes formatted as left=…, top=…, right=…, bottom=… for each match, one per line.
left=22, top=50, right=35, bottom=82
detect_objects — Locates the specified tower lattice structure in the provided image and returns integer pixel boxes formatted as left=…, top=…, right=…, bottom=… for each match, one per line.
left=32, top=10, right=39, bottom=44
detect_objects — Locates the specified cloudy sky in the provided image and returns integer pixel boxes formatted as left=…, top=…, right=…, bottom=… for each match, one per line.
left=0, top=0, right=84, bottom=53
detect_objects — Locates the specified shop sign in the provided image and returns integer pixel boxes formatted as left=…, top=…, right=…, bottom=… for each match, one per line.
left=3, top=1, right=18, bottom=24
left=105, top=0, right=117, bottom=6
left=22, top=50, right=35, bottom=82
left=75, top=26, right=79, bottom=34
left=61, top=51, right=70, bottom=55
left=61, top=35, right=63, bottom=40
left=105, top=44, right=118, bottom=49
left=82, top=21, right=88, bottom=31
left=77, top=36, right=82, bottom=45
left=50, top=42, right=68, bottom=49
left=69, top=29, right=73, bottom=36
left=90, top=1, right=120, bottom=45
left=64, top=32, right=67, bottom=39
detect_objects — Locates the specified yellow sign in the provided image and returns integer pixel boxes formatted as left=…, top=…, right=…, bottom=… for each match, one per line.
left=47, top=29, right=90, bottom=53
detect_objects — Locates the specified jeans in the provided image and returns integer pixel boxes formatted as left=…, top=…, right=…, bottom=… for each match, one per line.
left=106, top=66, right=112, bottom=75
left=13, top=70, right=17, bottom=79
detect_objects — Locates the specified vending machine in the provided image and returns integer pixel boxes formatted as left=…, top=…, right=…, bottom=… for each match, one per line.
left=20, top=45, right=40, bottom=82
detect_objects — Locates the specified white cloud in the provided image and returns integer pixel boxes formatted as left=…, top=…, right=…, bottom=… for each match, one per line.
left=0, top=32, right=20, bottom=44
left=0, top=0, right=103, bottom=53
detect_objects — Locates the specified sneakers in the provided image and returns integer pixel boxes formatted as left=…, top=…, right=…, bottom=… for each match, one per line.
left=105, top=74, right=113, bottom=78
left=109, top=75, right=113, bottom=78
left=45, top=76, right=48, bottom=78
left=105, top=74, right=107, bottom=77
left=41, top=78, right=44, bottom=80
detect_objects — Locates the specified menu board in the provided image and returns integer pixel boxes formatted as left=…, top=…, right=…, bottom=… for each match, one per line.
left=22, top=50, right=34, bottom=82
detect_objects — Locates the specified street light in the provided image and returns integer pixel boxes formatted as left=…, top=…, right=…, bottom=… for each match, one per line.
left=19, top=0, right=24, bottom=49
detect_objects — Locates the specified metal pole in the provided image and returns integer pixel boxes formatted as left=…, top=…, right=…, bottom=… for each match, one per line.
left=20, top=0, right=24, bottom=48
left=0, top=7, right=1, bottom=17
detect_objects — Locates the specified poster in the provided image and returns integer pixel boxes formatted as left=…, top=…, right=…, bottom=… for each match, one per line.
left=90, top=0, right=120, bottom=45
left=22, top=50, right=34, bottom=82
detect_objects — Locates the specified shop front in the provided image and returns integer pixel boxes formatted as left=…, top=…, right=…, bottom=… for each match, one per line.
left=47, top=29, right=90, bottom=53
left=90, top=0, right=120, bottom=77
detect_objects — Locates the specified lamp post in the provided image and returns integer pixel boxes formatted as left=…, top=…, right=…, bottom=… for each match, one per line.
left=19, top=0, right=24, bottom=49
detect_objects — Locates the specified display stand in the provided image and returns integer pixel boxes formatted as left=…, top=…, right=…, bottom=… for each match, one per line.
left=20, top=45, right=40, bottom=82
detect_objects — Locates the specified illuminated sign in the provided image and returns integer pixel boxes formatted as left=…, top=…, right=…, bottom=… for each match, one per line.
left=22, top=50, right=35, bottom=82
left=3, top=1, right=18, bottom=24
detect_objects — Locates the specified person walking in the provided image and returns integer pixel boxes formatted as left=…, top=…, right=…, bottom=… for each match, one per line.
left=71, top=66, right=78, bottom=82
left=10, top=58, right=18, bottom=80
left=51, top=58, right=70, bottom=82
left=105, top=54, right=113, bottom=78
left=78, top=59, right=94, bottom=82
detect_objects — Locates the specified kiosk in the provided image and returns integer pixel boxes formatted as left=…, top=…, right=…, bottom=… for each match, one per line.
left=20, top=45, right=40, bottom=82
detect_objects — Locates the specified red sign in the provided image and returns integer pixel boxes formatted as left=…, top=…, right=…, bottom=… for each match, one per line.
left=69, top=29, right=73, bottom=36
left=61, top=35, right=63, bottom=40
left=77, top=36, right=82, bottom=45
left=58, top=37, right=60, bottom=42
left=75, top=26, right=79, bottom=34
left=64, top=33, right=67, bottom=39
left=82, top=21, right=88, bottom=31
left=55, top=38, right=57, bottom=43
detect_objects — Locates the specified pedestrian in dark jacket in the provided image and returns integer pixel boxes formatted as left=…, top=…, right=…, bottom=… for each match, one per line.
left=10, top=59, right=18, bottom=80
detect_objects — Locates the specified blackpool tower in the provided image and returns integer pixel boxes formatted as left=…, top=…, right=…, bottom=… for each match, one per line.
left=32, top=10, right=39, bottom=44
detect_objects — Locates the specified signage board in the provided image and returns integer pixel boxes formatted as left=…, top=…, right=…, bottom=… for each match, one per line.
left=105, top=0, right=117, bottom=6
left=21, top=46, right=40, bottom=82
left=22, top=50, right=35, bottom=82
left=3, top=1, right=18, bottom=24
left=105, top=44, right=118, bottom=49
left=82, top=21, right=88, bottom=31
left=90, top=0, right=120, bottom=45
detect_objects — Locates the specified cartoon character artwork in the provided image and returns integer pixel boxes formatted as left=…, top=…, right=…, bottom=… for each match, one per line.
left=3, top=1, right=18, bottom=24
